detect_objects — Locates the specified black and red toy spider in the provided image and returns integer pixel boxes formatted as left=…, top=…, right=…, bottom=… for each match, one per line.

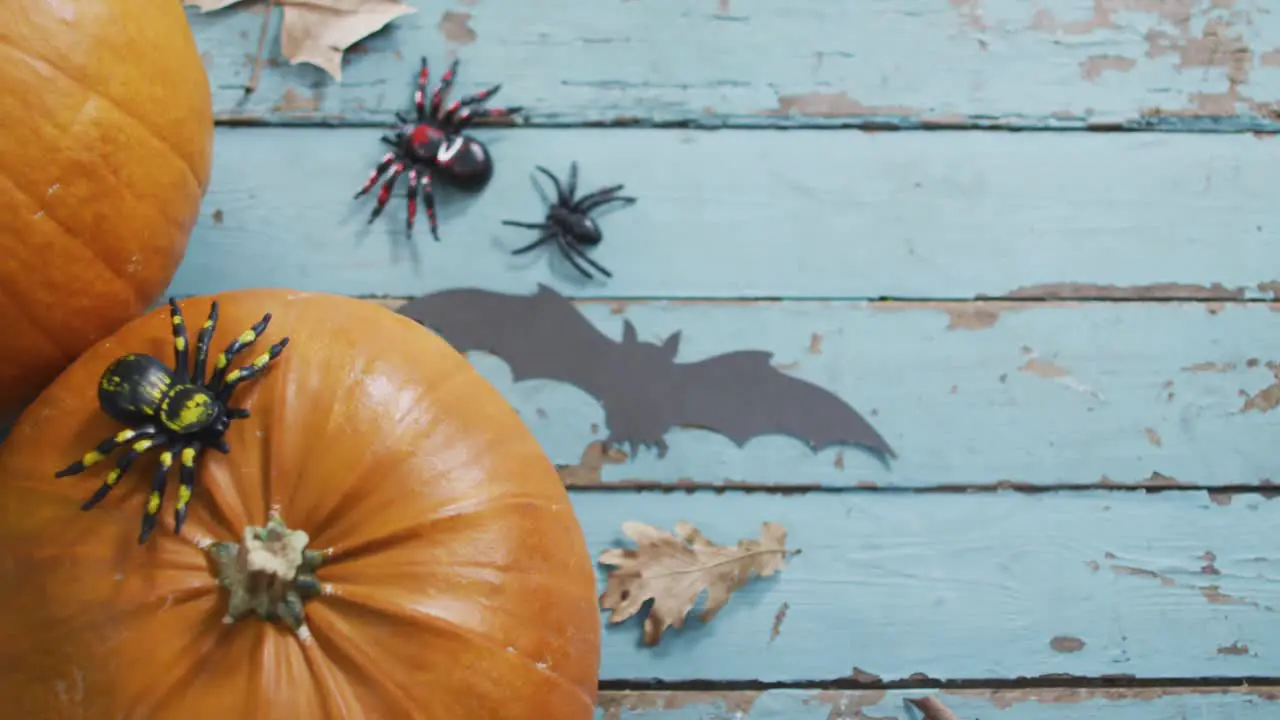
left=501, top=162, right=636, bottom=280
left=354, top=56, right=521, bottom=240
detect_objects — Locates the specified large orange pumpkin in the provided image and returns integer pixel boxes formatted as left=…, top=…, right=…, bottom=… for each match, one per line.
left=0, top=1, right=213, bottom=418
left=0, top=289, right=601, bottom=719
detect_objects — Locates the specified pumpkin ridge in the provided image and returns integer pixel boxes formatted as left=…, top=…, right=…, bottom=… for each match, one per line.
left=0, top=266, right=66, bottom=362
left=320, top=493, right=565, bottom=566
left=64, top=100, right=190, bottom=238
left=0, top=36, right=206, bottom=193
left=0, top=166, right=150, bottom=311
left=316, top=590, right=596, bottom=712
left=304, top=604, right=435, bottom=718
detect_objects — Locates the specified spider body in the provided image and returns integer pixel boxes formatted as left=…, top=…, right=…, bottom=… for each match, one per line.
left=355, top=56, right=521, bottom=241
left=546, top=204, right=603, bottom=247
left=56, top=298, right=289, bottom=545
left=98, top=354, right=228, bottom=439
left=501, top=161, right=636, bottom=280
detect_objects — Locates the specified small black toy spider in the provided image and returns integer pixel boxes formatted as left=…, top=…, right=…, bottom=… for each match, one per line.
left=54, top=298, right=289, bottom=545
left=355, top=55, right=522, bottom=241
left=501, top=161, right=636, bottom=280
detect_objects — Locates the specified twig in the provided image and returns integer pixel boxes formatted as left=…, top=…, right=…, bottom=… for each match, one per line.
left=245, top=0, right=276, bottom=96
left=906, top=696, right=962, bottom=720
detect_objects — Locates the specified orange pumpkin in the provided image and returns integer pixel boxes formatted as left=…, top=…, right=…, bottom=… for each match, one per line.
left=0, top=0, right=214, bottom=418
left=0, top=289, right=601, bottom=719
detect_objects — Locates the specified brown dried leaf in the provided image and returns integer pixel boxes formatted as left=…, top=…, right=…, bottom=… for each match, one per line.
left=598, top=521, right=795, bottom=646
left=185, top=0, right=416, bottom=80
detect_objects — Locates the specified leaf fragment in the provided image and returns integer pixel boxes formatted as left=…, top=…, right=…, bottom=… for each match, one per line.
left=184, top=0, right=417, bottom=81
left=598, top=520, right=795, bottom=646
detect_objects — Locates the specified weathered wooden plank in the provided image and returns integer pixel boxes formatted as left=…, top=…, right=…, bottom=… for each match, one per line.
left=173, top=128, right=1279, bottom=301
left=594, top=688, right=1280, bottom=719
left=187, top=0, right=1280, bottom=131
left=366, top=298, right=1279, bottom=489
left=576, top=490, right=1280, bottom=682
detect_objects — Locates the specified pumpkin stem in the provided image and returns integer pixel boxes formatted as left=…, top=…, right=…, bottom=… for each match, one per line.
left=208, top=512, right=326, bottom=632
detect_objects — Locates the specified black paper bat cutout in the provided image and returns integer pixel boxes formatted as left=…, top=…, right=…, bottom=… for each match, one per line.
left=397, top=285, right=895, bottom=461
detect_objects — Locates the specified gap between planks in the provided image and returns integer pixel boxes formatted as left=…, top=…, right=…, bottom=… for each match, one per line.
left=595, top=686, right=1280, bottom=719
left=210, top=117, right=1280, bottom=134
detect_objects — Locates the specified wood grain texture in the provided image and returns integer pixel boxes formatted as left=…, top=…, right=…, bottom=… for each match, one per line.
left=355, top=297, right=1280, bottom=489
left=187, top=0, right=1280, bottom=131
left=576, top=490, right=1280, bottom=682
left=594, top=688, right=1280, bottom=719
left=174, top=128, right=1278, bottom=301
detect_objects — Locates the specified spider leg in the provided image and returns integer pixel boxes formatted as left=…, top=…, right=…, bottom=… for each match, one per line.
left=414, top=56, right=430, bottom=121
left=443, top=83, right=502, bottom=123
left=216, top=337, right=291, bottom=404
left=225, top=408, right=251, bottom=419
left=420, top=171, right=440, bottom=241
left=565, top=161, right=579, bottom=202
left=431, top=57, right=461, bottom=118
left=55, top=425, right=159, bottom=478
left=167, top=298, right=191, bottom=382
left=354, top=152, right=397, bottom=199
left=173, top=441, right=203, bottom=535
left=500, top=219, right=548, bottom=229
left=534, top=166, right=569, bottom=206
left=208, top=313, right=273, bottom=391
left=560, top=236, right=613, bottom=278
left=193, top=300, right=218, bottom=385
left=570, top=184, right=626, bottom=210
left=452, top=106, right=522, bottom=132
left=405, top=168, right=421, bottom=237
left=137, top=444, right=178, bottom=544
left=367, top=162, right=406, bottom=224
left=552, top=234, right=596, bottom=279
left=509, top=231, right=556, bottom=255
left=578, top=195, right=638, bottom=214
left=79, top=434, right=167, bottom=511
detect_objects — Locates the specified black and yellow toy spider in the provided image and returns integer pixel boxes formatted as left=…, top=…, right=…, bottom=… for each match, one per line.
left=55, top=298, right=290, bottom=545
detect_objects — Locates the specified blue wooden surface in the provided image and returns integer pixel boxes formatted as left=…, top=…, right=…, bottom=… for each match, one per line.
left=172, top=128, right=1278, bottom=300
left=577, top=490, right=1278, bottom=682
left=22, top=1, right=1270, bottom=714
left=595, top=689, right=1280, bottom=719
left=186, top=0, right=1280, bottom=132
left=372, top=298, right=1280, bottom=489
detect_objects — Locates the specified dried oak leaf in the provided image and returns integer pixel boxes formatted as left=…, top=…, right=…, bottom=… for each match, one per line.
left=185, top=0, right=417, bottom=81
left=598, top=520, right=795, bottom=646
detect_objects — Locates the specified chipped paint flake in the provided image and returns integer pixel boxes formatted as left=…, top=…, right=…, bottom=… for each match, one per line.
left=437, top=10, right=478, bottom=45
left=1183, top=361, right=1237, bottom=373
left=1241, top=361, right=1280, bottom=413
left=1081, top=54, right=1138, bottom=81
left=770, top=601, right=789, bottom=642
left=948, top=0, right=987, bottom=31
left=1218, top=641, right=1250, bottom=655
left=1144, top=428, right=1162, bottom=447
left=556, top=441, right=628, bottom=485
left=1049, top=635, right=1086, bottom=653
left=808, top=332, right=823, bottom=355
left=1099, top=553, right=1273, bottom=612
left=999, top=282, right=1246, bottom=300
left=764, top=91, right=917, bottom=118
left=1018, top=348, right=1105, bottom=401
left=274, top=86, right=320, bottom=113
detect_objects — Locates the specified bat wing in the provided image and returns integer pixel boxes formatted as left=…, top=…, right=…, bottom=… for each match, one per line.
left=672, top=350, right=896, bottom=460
left=397, top=285, right=621, bottom=397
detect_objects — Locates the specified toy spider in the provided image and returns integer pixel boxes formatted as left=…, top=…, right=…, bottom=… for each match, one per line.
left=354, top=55, right=522, bottom=241
left=501, top=162, right=636, bottom=280
left=54, top=298, right=290, bottom=545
